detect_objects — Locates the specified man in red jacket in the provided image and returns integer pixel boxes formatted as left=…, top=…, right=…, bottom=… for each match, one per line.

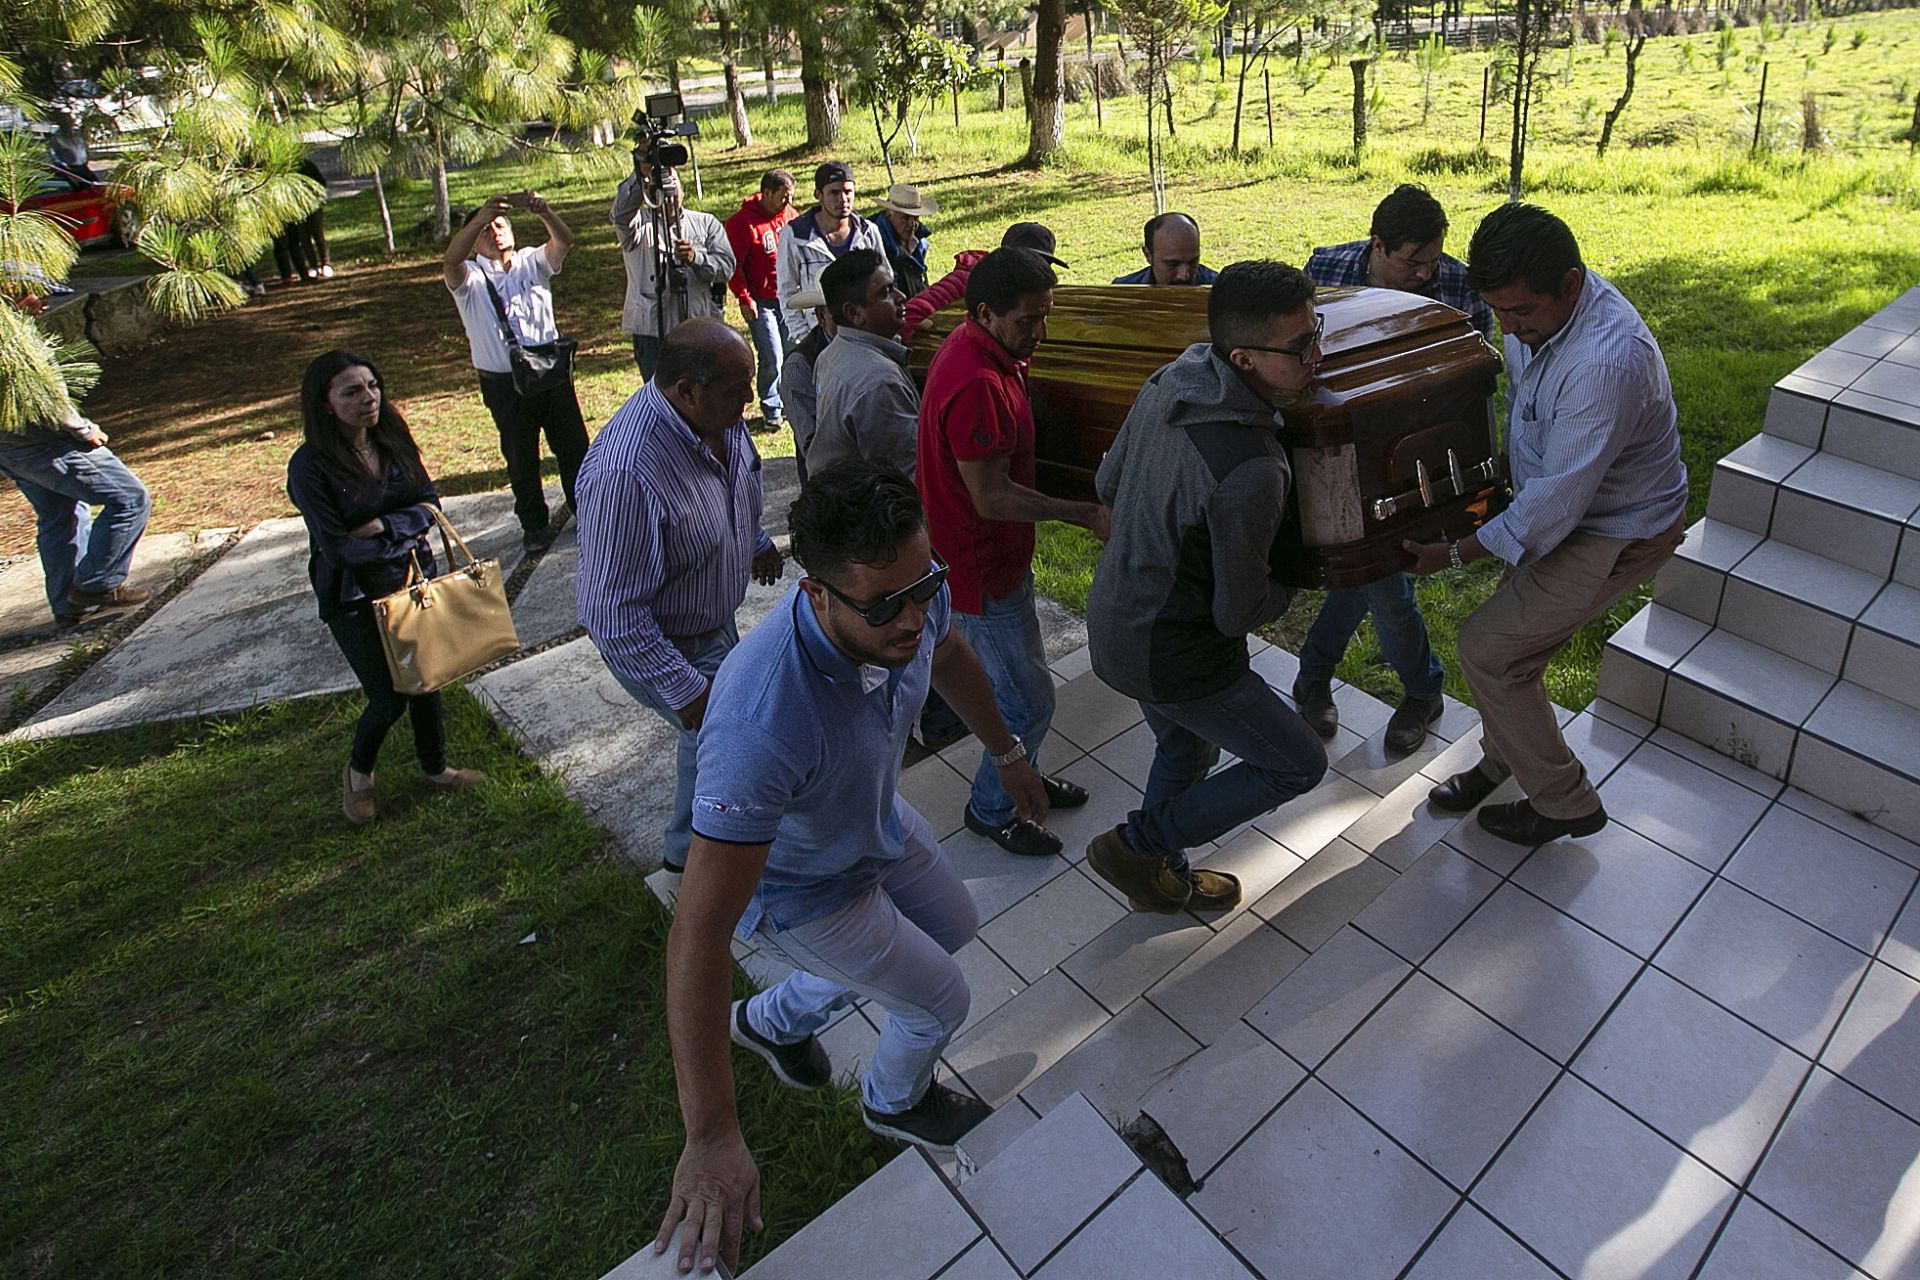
left=724, top=168, right=800, bottom=428
left=901, top=221, right=1067, bottom=343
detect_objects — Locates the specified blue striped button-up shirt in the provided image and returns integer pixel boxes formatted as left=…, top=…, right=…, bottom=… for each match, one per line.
left=1475, top=271, right=1689, bottom=567
left=1306, top=239, right=1493, bottom=337
left=575, top=383, right=774, bottom=709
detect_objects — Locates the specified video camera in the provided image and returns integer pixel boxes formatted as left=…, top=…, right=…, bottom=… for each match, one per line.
left=631, top=91, right=698, bottom=174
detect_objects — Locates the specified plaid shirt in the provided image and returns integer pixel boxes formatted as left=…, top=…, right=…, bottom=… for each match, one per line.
left=1306, top=239, right=1493, bottom=337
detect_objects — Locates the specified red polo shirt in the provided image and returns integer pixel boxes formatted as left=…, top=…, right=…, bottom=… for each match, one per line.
left=916, top=318, right=1037, bottom=615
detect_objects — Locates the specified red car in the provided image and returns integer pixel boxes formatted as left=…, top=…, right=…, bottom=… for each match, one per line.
left=9, top=167, right=139, bottom=249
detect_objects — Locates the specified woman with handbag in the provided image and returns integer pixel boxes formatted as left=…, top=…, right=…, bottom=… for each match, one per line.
left=288, top=350, right=488, bottom=825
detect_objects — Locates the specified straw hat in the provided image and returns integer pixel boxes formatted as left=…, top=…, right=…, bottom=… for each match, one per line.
left=789, top=285, right=827, bottom=310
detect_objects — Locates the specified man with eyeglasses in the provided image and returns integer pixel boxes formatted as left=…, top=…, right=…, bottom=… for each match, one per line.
left=1288, top=184, right=1488, bottom=758
left=654, top=459, right=1047, bottom=1275
left=917, top=246, right=1111, bottom=859
left=575, top=318, right=784, bottom=877
left=1083, top=260, right=1330, bottom=914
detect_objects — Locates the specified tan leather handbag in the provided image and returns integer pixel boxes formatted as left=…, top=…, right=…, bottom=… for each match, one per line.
left=371, top=506, right=520, bottom=695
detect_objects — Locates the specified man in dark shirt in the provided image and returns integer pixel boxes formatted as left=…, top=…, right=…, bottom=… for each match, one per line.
left=1112, top=212, right=1218, bottom=286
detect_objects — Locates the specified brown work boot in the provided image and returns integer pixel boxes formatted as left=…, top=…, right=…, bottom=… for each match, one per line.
left=1086, top=826, right=1192, bottom=914
left=342, top=764, right=376, bottom=825
left=423, top=766, right=489, bottom=792
left=67, top=583, right=150, bottom=610
left=1176, top=865, right=1242, bottom=912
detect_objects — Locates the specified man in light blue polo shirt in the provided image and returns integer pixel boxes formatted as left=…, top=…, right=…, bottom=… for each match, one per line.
left=653, top=459, right=1047, bottom=1277
left=1404, top=203, right=1687, bottom=847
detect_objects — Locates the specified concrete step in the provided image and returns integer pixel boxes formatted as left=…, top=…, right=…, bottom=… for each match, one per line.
left=1794, top=679, right=1920, bottom=844
left=1653, top=521, right=1900, bottom=680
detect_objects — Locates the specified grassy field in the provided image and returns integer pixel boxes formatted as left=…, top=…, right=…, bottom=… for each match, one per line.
left=9, top=8, right=1919, bottom=702
left=0, top=693, right=895, bottom=1278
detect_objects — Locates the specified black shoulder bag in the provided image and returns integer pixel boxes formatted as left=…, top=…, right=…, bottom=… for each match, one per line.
left=482, top=272, right=577, bottom=398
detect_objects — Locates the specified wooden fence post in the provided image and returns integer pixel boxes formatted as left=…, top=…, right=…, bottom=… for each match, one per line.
left=1479, top=64, right=1491, bottom=144
left=1264, top=64, right=1274, bottom=147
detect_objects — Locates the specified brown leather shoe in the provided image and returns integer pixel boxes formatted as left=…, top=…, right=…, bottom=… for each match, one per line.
left=423, top=767, right=489, bottom=792
left=1086, top=826, right=1192, bottom=914
left=67, top=583, right=150, bottom=610
left=1177, top=866, right=1242, bottom=912
left=343, top=765, right=376, bottom=825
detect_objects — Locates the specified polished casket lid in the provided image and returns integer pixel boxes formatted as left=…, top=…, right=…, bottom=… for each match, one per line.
left=906, top=283, right=1502, bottom=589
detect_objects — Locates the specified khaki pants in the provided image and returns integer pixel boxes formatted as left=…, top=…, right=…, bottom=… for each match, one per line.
left=1458, top=518, right=1685, bottom=819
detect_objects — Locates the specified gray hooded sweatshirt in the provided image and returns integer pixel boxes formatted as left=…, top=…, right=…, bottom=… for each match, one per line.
left=1087, top=343, right=1296, bottom=704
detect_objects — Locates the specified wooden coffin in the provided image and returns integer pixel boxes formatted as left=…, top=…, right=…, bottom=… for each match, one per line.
left=905, top=284, right=1504, bottom=590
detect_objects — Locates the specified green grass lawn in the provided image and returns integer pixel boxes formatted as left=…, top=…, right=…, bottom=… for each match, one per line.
left=0, top=693, right=894, bottom=1278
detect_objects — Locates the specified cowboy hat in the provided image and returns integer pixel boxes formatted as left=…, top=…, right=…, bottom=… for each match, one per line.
left=878, top=183, right=939, bottom=218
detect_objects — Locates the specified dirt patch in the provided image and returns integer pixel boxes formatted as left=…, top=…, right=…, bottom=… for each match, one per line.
left=1, top=193, right=647, bottom=556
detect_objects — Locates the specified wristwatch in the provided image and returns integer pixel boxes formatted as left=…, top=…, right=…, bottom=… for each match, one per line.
left=1446, top=539, right=1464, bottom=571
left=988, top=735, right=1028, bottom=769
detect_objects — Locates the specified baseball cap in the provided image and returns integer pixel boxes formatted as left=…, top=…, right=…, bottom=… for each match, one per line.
left=1001, top=221, right=1068, bottom=268
left=814, top=160, right=853, bottom=191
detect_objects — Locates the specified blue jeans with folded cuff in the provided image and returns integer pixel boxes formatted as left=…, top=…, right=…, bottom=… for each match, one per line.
left=955, top=575, right=1056, bottom=827
left=604, top=624, right=737, bottom=870
left=1295, top=572, right=1445, bottom=700
left=746, top=800, right=978, bottom=1115
left=0, top=435, right=150, bottom=617
left=745, top=301, right=789, bottom=422
left=1127, top=667, right=1329, bottom=869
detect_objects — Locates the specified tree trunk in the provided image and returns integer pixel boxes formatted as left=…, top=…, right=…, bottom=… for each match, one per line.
left=372, top=166, right=395, bottom=254
left=1162, top=68, right=1176, bottom=138
left=800, top=21, right=841, bottom=145
left=762, top=38, right=778, bottom=107
left=1025, top=0, right=1067, bottom=164
left=1507, top=0, right=1533, bottom=200
left=1596, top=25, right=1645, bottom=156
left=1019, top=56, right=1035, bottom=118
left=667, top=58, right=683, bottom=97
left=1350, top=58, right=1368, bottom=161
left=429, top=123, right=451, bottom=240
left=1146, top=55, right=1165, bottom=213
left=720, top=14, right=753, bottom=147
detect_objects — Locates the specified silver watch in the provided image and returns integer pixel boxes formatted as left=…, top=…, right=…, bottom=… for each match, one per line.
left=988, top=735, right=1027, bottom=768
left=1446, top=539, right=1464, bottom=570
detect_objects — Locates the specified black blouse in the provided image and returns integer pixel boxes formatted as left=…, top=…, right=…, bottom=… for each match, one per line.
left=286, top=444, right=441, bottom=619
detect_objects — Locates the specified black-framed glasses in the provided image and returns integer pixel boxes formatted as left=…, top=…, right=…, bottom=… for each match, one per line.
left=818, top=555, right=949, bottom=627
left=1234, top=314, right=1325, bottom=365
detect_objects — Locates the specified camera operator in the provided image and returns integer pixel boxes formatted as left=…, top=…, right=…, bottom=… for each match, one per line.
left=611, top=164, right=734, bottom=381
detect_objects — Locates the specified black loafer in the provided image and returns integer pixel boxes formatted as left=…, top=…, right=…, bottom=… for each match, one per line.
left=1042, top=774, right=1089, bottom=809
left=1384, top=695, right=1444, bottom=758
left=1293, top=682, right=1339, bottom=739
left=1429, top=764, right=1501, bottom=812
left=964, top=806, right=1063, bottom=857
left=1476, top=799, right=1608, bottom=846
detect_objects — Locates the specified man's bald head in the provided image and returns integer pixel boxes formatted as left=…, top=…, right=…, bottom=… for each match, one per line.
left=657, top=317, right=756, bottom=436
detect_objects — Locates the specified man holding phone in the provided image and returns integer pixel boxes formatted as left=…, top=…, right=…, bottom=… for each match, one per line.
left=443, top=191, right=588, bottom=550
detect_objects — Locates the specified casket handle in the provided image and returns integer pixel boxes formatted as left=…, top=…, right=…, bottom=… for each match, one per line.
left=1370, top=452, right=1498, bottom=521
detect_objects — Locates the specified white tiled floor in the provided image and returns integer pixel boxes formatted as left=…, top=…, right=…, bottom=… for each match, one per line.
left=708, top=635, right=1920, bottom=1280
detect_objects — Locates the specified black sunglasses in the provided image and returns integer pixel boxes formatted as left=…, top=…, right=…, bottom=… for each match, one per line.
left=819, top=555, right=949, bottom=627
left=1234, top=313, right=1326, bottom=365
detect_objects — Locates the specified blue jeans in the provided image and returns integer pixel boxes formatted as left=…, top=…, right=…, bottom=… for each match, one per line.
left=747, top=800, right=978, bottom=1114
left=0, top=433, right=150, bottom=617
left=745, top=301, right=789, bottom=422
left=955, top=575, right=1056, bottom=826
left=1295, top=573, right=1444, bottom=700
left=605, top=624, right=737, bottom=870
left=1127, top=668, right=1329, bottom=867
